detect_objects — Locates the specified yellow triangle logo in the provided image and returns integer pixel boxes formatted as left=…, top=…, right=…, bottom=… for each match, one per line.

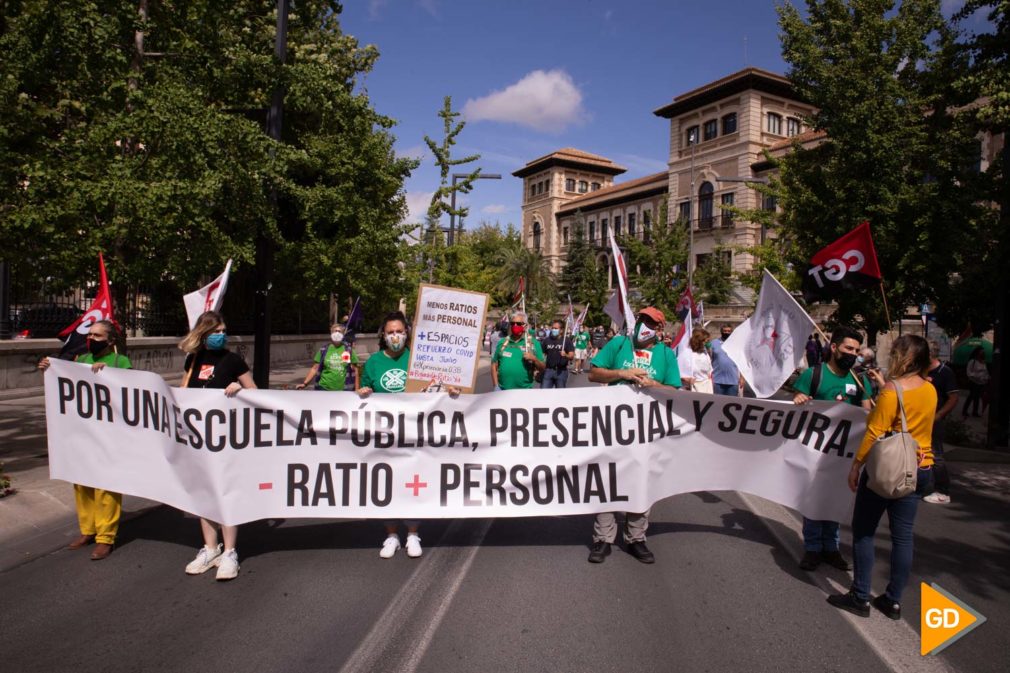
left=921, top=583, right=985, bottom=655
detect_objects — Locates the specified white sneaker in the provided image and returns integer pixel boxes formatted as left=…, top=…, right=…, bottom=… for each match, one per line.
left=380, top=535, right=401, bottom=559
left=923, top=492, right=951, bottom=504
left=185, top=544, right=223, bottom=575
left=215, top=549, right=240, bottom=581
left=405, top=534, right=423, bottom=558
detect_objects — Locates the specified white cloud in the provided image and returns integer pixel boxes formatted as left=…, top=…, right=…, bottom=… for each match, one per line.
left=462, top=69, right=587, bottom=133
left=403, top=190, right=434, bottom=226
left=397, top=143, right=428, bottom=162
left=368, top=0, right=388, bottom=20
left=481, top=204, right=507, bottom=214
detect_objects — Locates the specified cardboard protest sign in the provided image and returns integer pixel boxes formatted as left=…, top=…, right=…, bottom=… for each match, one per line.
left=407, top=284, right=490, bottom=393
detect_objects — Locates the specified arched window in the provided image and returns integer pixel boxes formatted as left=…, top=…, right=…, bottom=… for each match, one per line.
left=698, top=182, right=714, bottom=230
left=533, top=221, right=542, bottom=251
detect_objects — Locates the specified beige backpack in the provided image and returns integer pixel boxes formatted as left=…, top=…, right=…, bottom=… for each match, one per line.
left=864, top=381, right=919, bottom=499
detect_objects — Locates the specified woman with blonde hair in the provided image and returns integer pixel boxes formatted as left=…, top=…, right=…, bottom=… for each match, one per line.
left=827, top=334, right=936, bottom=620
left=683, top=327, right=713, bottom=394
left=178, top=310, right=256, bottom=581
left=38, top=319, right=131, bottom=560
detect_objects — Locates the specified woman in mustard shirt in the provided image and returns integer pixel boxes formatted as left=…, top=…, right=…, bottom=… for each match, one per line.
left=828, top=335, right=936, bottom=620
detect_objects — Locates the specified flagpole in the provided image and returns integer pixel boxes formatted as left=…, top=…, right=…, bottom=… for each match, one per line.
left=879, top=282, right=893, bottom=331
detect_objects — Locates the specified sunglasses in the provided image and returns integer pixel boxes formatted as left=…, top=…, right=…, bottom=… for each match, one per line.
left=510, top=321, right=525, bottom=326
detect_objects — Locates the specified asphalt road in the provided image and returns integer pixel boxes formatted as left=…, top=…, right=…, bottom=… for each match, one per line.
left=2, top=364, right=1008, bottom=673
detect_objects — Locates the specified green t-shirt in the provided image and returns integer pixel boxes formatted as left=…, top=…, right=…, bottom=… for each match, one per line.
left=590, top=336, right=681, bottom=387
left=492, top=336, right=545, bottom=390
left=574, top=332, right=590, bottom=349
left=314, top=344, right=359, bottom=391
left=360, top=348, right=409, bottom=393
left=77, top=351, right=132, bottom=369
left=794, top=363, right=871, bottom=405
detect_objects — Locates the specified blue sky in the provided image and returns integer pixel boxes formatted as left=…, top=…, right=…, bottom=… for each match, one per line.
left=338, top=0, right=978, bottom=230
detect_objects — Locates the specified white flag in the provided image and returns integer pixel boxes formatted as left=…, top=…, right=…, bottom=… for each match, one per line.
left=607, top=229, right=636, bottom=329
left=603, top=291, right=623, bottom=329
left=674, top=309, right=694, bottom=380
left=722, top=269, right=816, bottom=398
left=183, top=259, right=232, bottom=329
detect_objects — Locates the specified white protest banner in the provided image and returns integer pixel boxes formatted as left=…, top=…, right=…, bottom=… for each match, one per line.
left=183, top=259, right=232, bottom=329
left=407, top=283, right=490, bottom=393
left=45, top=360, right=865, bottom=526
left=723, top=269, right=817, bottom=398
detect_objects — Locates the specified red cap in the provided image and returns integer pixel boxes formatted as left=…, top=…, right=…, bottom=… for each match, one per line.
left=638, top=307, right=666, bottom=327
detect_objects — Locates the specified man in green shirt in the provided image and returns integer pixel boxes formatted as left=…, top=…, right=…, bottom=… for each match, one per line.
left=491, top=311, right=545, bottom=390
left=573, top=326, right=591, bottom=374
left=587, top=306, right=681, bottom=565
left=793, top=325, right=873, bottom=573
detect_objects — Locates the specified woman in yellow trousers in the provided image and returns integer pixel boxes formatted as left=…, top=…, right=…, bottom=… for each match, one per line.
left=39, top=320, right=131, bottom=560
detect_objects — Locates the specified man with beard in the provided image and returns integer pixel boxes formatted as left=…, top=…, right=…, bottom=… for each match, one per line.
left=586, top=307, right=682, bottom=564
left=792, top=326, right=873, bottom=572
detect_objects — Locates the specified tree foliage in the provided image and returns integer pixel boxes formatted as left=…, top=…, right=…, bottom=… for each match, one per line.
left=621, top=200, right=688, bottom=316
left=560, top=212, right=609, bottom=326
left=0, top=1, right=416, bottom=332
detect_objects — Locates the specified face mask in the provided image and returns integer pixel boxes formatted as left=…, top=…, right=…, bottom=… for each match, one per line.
left=331, top=331, right=344, bottom=344
left=855, top=356, right=865, bottom=366
left=634, top=321, right=657, bottom=345
left=550, top=328, right=560, bottom=338
left=386, top=332, right=407, bottom=352
left=206, top=333, right=228, bottom=350
left=836, top=352, right=857, bottom=371
left=510, top=325, right=525, bottom=338
left=87, top=338, right=108, bottom=356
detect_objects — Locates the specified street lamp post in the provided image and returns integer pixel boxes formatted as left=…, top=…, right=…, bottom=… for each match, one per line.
left=448, top=173, right=501, bottom=245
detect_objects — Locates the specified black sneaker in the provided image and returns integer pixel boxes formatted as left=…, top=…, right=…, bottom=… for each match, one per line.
left=821, top=550, right=851, bottom=571
left=872, top=594, right=902, bottom=620
left=799, top=551, right=822, bottom=571
left=827, top=591, right=870, bottom=617
left=627, top=541, right=655, bottom=564
left=588, top=541, right=611, bottom=564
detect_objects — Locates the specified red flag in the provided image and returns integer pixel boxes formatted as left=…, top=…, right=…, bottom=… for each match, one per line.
left=58, top=254, right=116, bottom=358
left=511, top=276, right=525, bottom=306
left=802, top=221, right=882, bottom=302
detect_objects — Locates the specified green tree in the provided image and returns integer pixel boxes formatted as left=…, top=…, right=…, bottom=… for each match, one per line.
left=622, top=199, right=688, bottom=316
left=560, top=212, right=608, bottom=325
left=694, top=248, right=734, bottom=304
left=495, top=246, right=555, bottom=319
left=776, top=0, right=989, bottom=339
left=423, top=96, right=480, bottom=241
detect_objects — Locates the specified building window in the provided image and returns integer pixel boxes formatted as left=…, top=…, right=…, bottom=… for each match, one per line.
left=696, top=250, right=731, bottom=269
left=686, top=125, right=699, bottom=146
left=786, top=117, right=801, bottom=137
left=578, top=180, right=588, bottom=193
left=678, top=201, right=691, bottom=223
left=529, top=183, right=536, bottom=199
left=763, top=193, right=777, bottom=211
left=642, top=210, right=652, bottom=242
left=565, top=178, right=576, bottom=192
left=591, top=182, right=601, bottom=191
left=601, top=218, right=609, bottom=241
left=698, top=182, right=714, bottom=230
left=533, top=221, right=542, bottom=251
left=628, top=212, right=636, bottom=237
left=721, top=193, right=735, bottom=227
left=563, top=226, right=569, bottom=246
left=722, top=112, right=737, bottom=135
left=703, top=119, right=718, bottom=141
left=589, top=221, right=596, bottom=242
left=614, top=215, right=622, bottom=237
left=541, top=180, right=548, bottom=194
left=767, top=112, right=782, bottom=135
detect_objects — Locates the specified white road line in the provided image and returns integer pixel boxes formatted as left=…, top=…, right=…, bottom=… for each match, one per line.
left=737, top=492, right=957, bottom=673
left=337, top=518, right=493, bottom=673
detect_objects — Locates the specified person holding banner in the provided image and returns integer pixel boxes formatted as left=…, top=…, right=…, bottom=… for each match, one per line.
left=358, top=311, right=423, bottom=558
left=39, top=320, right=130, bottom=561
left=179, top=311, right=257, bottom=581
left=587, top=306, right=681, bottom=564
left=828, top=335, right=936, bottom=620
left=491, top=312, right=545, bottom=391
left=792, top=326, right=872, bottom=573
left=296, top=323, right=361, bottom=392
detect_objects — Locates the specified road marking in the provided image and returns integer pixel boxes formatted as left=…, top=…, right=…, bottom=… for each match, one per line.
left=737, top=492, right=956, bottom=673
left=337, top=518, right=492, bottom=673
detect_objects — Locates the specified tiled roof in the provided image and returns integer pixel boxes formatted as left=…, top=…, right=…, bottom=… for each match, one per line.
left=512, top=148, right=626, bottom=177
left=653, top=67, right=800, bottom=119
left=766, top=129, right=826, bottom=151
left=556, top=171, right=668, bottom=216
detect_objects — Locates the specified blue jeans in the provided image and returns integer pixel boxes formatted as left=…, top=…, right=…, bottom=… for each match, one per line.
left=541, top=368, right=569, bottom=389
left=714, top=383, right=738, bottom=396
left=851, top=468, right=933, bottom=602
left=802, top=517, right=840, bottom=553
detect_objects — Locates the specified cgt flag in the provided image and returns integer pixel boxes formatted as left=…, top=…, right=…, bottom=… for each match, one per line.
left=802, top=221, right=882, bottom=302
left=724, top=269, right=817, bottom=398
left=58, top=253, right=116, bottom=359
left=183, top=259, right=232, bottom=329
